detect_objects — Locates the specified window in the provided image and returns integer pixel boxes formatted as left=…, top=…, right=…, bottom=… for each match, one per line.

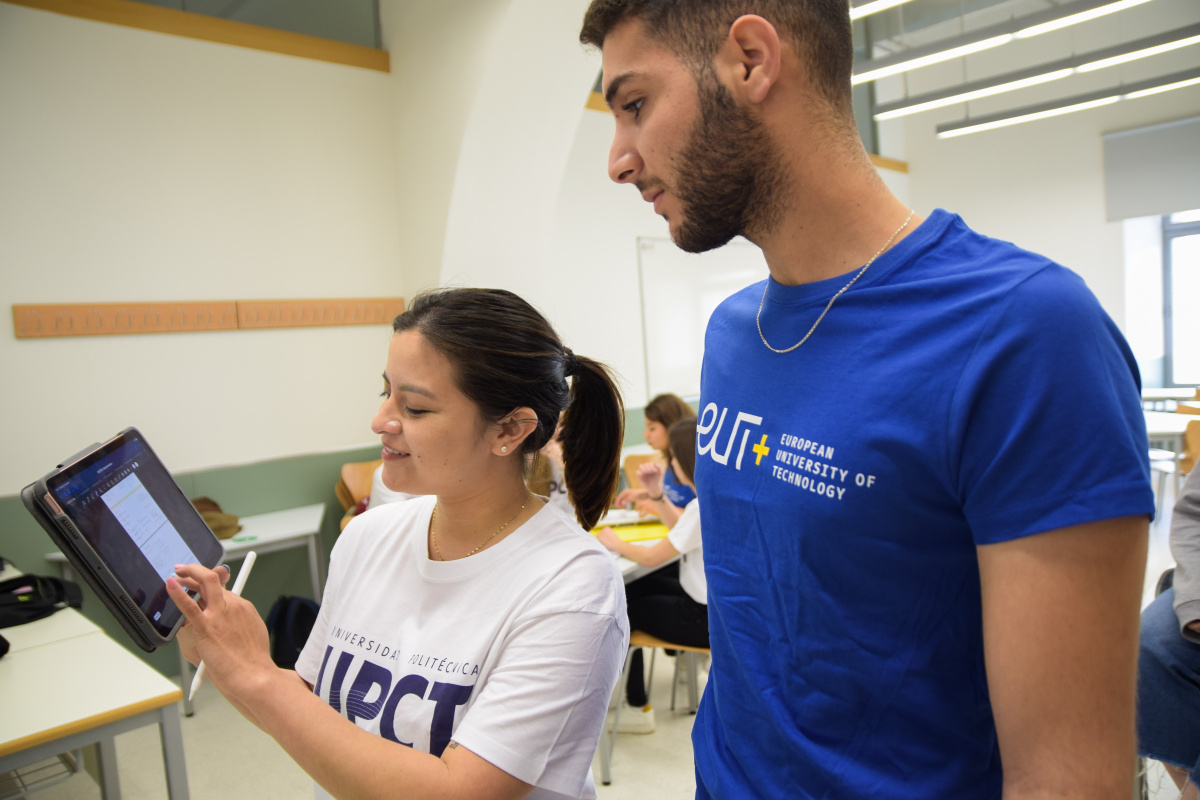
left=1164, top=209, right=1200, bottom=387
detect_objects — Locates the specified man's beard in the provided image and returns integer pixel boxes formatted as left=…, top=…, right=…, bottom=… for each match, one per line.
left=670, top=74, right=787, bottom=254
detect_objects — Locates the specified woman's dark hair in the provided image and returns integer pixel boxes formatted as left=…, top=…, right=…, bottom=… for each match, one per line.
left=393, top=288, right=624, bottom=529
left=644, top=393, right=694, bottom=455
left=668, top=417, right=698, bottom=486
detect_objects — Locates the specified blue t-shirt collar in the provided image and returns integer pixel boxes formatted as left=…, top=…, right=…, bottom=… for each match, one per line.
left=762, top=209, right=956, bottom=308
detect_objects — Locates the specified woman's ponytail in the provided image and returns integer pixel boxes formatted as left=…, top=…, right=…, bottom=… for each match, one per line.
left=559, top=354, right=623, bottom=530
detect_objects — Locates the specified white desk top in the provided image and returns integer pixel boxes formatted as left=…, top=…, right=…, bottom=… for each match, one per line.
left=1143, top=388, right=1199, bottom=401
left=1145, top=411, right=1194, bottom=437
left=0, top=568, right=181, bottom=759
left=221, top=503, right=325, bottom=556
left=615, top=538, right=678, bottom=584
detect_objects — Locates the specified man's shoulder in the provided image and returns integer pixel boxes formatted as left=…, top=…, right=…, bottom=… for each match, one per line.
left=708, top=279, right=768, bottom=325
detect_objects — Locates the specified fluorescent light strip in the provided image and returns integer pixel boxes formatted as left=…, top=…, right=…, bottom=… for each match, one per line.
left=875, top=70, right=1073, bottom=119
left=1014, top=0, right=1153, bottom=38
left=852, top=0, right=1163, bottom=86
left=849, top=0, right=916, bottom=21
left=1123, top=75, right=1200, bottom=98
left=938, top=97, right=1119, bottom=137
left=852, top=34, right=1014, bottom=84
left=872, top=24, right=1200, bottom=120
left=935, top=67, right=1200, bottom=138
left=1076, top=34, right=1200, bottom=71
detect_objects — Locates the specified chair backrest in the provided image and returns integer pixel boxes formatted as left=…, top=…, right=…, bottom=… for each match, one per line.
left=622, top=453, right=658, bottom=490
left=336, top=460, right=383, bottom=512
left=1183, top=420, right=1199, bottom=475
left=1177, top=401, right=1200, bottom=416
left=628, top=630, right=710, bottom=654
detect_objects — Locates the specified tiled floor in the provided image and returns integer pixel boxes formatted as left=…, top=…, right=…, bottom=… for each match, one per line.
left=17, top=481, right=1187, bottom=800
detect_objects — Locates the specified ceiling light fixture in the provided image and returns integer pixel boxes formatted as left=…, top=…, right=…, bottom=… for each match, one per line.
left=934, top=67, right=1200, bottom=138
left=1013, top=0, right=1154, bottom=38
left=852, top=0, right=1162, bottom=86
left=849, top=0, right=917, bottom=22
left=873, top=24, right=1200, bottom=120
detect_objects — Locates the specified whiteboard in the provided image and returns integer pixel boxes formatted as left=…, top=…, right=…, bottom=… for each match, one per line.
left=637, top=236, right=769, bottom=400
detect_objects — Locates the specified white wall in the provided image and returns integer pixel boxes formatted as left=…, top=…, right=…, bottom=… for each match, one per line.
left=380, top=0, right=512, bottom=295
left=875, top=0, right=1200, bottom=329
left=0, top=4, right=405, bottom=493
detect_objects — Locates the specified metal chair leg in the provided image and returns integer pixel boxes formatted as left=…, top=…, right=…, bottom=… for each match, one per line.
left=602, top=646, right=637, bottom=784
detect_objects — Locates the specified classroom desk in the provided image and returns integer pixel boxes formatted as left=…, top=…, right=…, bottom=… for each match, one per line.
left=1142, top=388, right=1200, bottom=409
left=0, top=565, right=189, bottom=799
left=592, top=517, right=677, bottom=583
left=1145, top=410, right=1192, bottom=454
left=46, top=502, right=327, bottom=717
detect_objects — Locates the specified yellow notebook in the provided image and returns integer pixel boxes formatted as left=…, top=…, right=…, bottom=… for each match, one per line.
left=593, top=522, right=669, bottom=543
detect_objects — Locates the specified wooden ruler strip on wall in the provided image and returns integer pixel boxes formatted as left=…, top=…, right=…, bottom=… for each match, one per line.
left=236, top=299, right=405, bottom=330
left=12, top=298, right=405, bottom=339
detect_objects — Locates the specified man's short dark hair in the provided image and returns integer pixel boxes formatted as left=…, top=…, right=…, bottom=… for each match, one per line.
left=579, top=0, right=854, bottom=114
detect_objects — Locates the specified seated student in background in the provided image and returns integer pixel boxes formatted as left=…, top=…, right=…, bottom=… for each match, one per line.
left=1138, top=466, right=1200, bottom=800
left=615, top=393, right=695, bottom=528
left=598, top=417, right=704, bottom=734
left=168, top=287, right=629, bottom=800
left=528, top=415, right=575, bottom=520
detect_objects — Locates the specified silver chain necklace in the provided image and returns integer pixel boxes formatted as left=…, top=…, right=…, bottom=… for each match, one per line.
left=756, top=210, right=914, bottom=354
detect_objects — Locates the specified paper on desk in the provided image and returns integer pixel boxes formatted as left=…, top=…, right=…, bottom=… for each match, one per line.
left=595, top=508, right=659, bottom=527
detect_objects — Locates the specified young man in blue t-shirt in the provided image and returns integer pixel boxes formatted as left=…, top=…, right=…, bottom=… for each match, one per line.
left=580, top=2, right=1154, bottom=798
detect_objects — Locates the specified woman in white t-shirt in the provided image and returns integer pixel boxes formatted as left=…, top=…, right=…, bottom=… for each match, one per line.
left=168, top=288, right=629, bottom=800
left=596, top=418, right=705, bottom=734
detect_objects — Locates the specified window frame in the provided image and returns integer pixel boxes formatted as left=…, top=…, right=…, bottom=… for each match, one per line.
left=1162, top=212, right=1200, bottom=388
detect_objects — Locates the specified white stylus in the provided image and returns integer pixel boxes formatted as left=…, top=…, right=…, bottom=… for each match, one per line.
left=188, top=550, right=257, bottom=702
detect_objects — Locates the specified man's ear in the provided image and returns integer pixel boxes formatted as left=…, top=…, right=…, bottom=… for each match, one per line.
left=715, top=14, right=781, bottom=105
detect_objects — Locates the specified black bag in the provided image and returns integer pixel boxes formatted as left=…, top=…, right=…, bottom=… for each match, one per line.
left=266, top=595, right=320, bottom=669
left=0, top=574, right=83, bottom=629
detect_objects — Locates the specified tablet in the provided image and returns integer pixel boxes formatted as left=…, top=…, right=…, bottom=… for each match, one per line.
left=21, top=428, right=224, bottom=652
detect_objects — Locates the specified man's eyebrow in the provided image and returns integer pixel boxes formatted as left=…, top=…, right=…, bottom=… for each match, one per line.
left=604, top=71, right=639, bottom=109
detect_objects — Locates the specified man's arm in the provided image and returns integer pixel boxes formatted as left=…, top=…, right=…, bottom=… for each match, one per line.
left=977, top=515, right=1148, bottom=799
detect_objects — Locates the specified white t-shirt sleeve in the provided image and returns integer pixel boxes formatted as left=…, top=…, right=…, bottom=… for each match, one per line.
left=666, top=499, right=702, bottom=554
left=451, top=604, right=627, bottom=798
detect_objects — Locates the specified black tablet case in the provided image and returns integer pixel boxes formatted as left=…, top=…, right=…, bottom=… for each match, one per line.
left=21, top=482, right=163, bottom=652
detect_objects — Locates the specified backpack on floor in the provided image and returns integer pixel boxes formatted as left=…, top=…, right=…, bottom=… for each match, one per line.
left=266, top=595, right=320, bottom=669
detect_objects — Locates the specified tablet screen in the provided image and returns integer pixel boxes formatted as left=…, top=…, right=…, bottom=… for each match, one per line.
left=45, top=430, right=223, bottom=638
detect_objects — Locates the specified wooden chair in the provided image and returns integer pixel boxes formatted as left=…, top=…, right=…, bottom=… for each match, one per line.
left=621, top=453, right=658, bottom=491
left=335, top=459, right=382, bottom=530
left=598, top=630, right=709, bottom=785
left=1182, top=418, right=1199, bottom=476
left=1177, top=401, right=1200, bottom=416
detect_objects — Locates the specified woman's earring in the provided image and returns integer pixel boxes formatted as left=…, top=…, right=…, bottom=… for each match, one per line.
left=501, top=446, right=508, bottom=453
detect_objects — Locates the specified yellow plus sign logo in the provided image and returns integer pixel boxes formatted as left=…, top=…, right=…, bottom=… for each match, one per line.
left=752, top=434, right=770, bottom=465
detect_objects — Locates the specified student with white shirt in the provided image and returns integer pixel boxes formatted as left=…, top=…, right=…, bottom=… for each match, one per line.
left=598, top=417, right=704, bottom=733
left=168, top=287, right=629, bottom=800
